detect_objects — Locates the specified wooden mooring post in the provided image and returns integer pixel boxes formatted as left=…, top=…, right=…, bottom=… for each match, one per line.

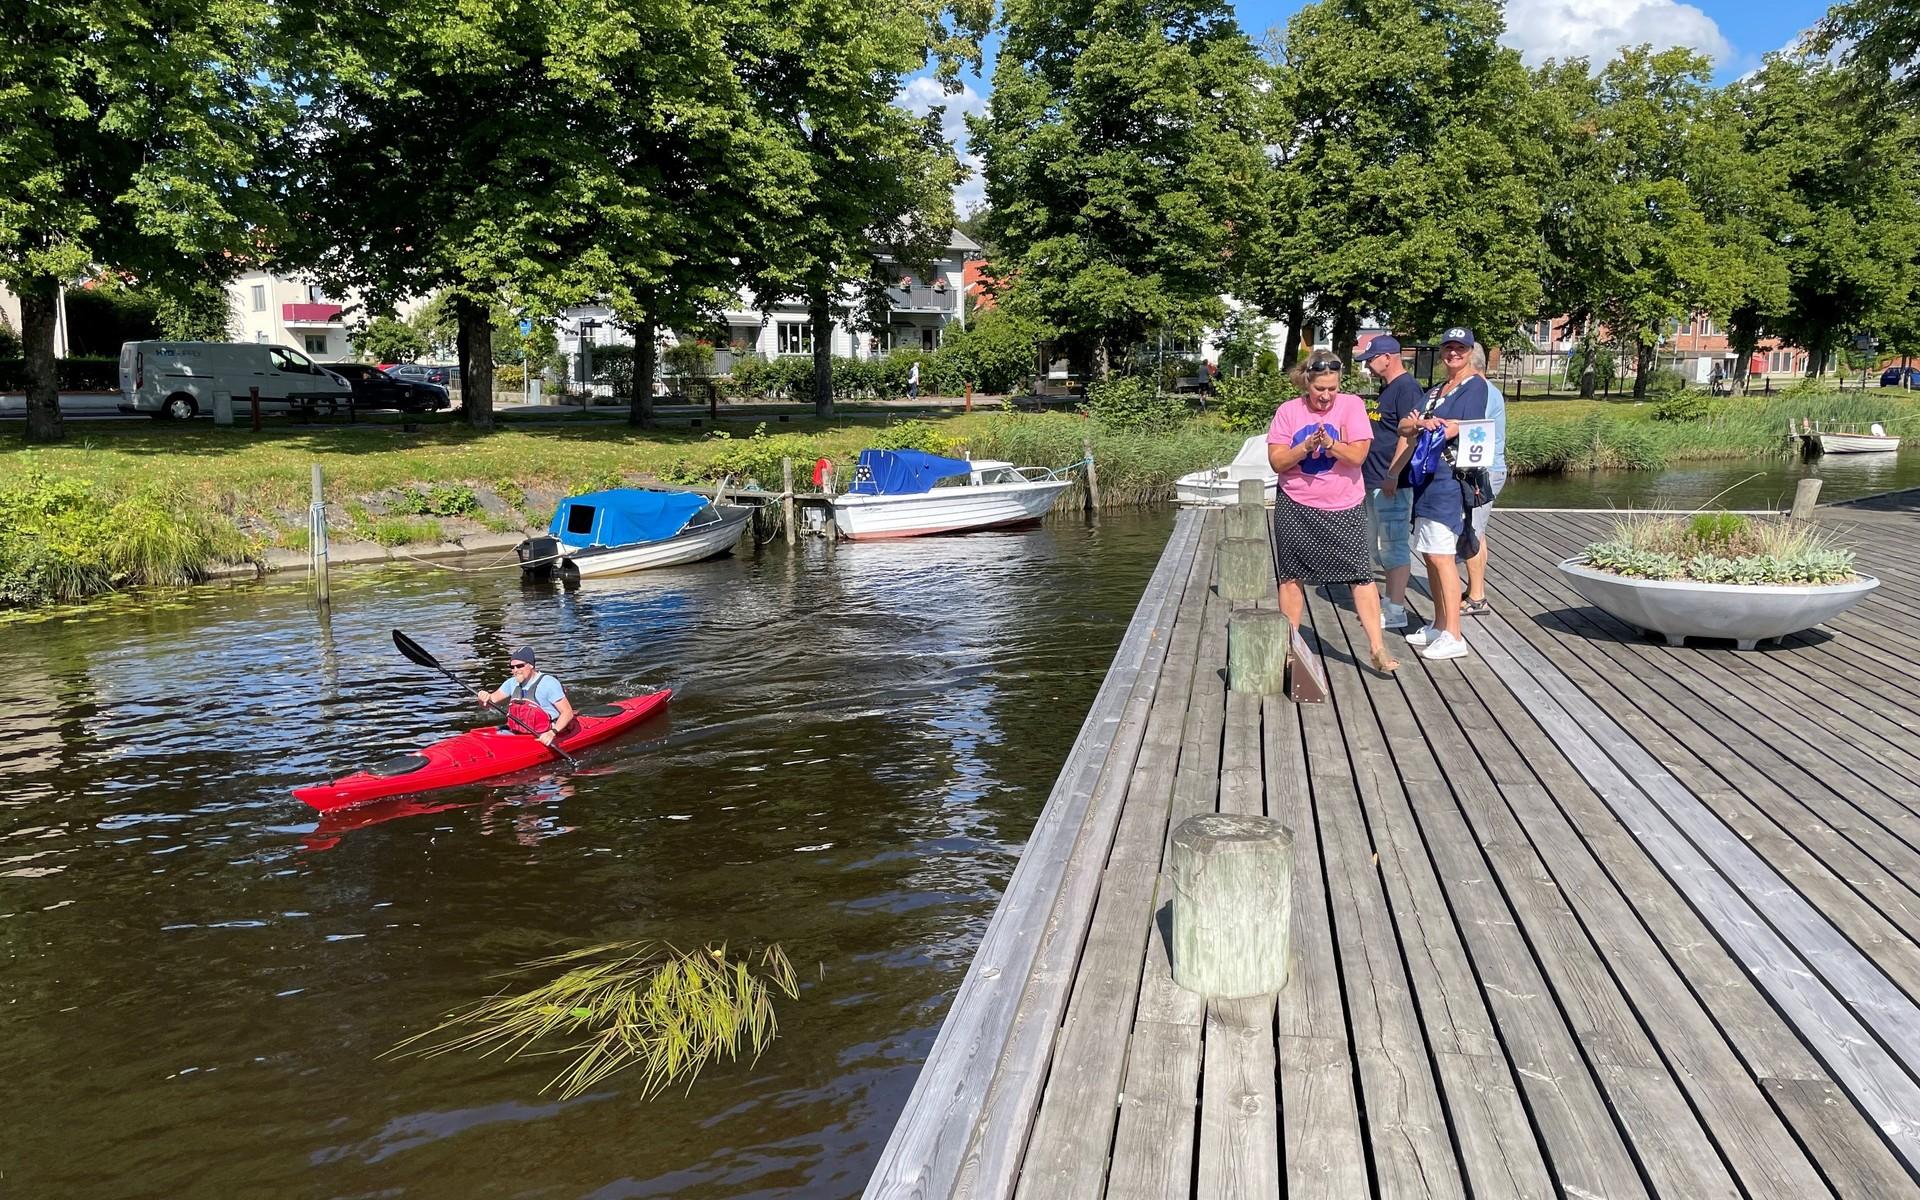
left=1791, top=476, right=1823, bottom=521
left=1169, top=812, right=1294, bottom=998
left=309, top=463, right=330, bottom=610
left=1215, top=535, right=1272, bottom=604
left=782, top=457, right=797, bottom=547
left=1082, top=435, right=1101, bottom=512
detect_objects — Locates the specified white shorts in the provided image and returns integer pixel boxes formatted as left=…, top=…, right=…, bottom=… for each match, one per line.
left=1412, top=516, right=1460, bottom=557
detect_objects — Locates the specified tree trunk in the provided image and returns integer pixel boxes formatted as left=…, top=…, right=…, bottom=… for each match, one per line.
left=1632, top=339, right=1654, bottom=399
left=630, top=316, right=657, bottom=428
left=20, top=277, right=63, bottom=444
left=1284, top=300, right=1307, bottom=364
left=456, top=296, right=494, bottom=430
left=1328, top=309, right=1358, bottom=371
left=809, top=288, right=833, bottom=419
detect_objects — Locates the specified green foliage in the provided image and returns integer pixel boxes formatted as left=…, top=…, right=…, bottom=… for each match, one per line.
left=356, top=316, right=427, bottom=364
left=0, top=312, right=19, bottom=359
left=391, top=941, right=800, bottom=1101
left=1248, top=0, right=1544, bottom=344
left=975, top=0, right=1261, bottom=373
left=0, top=473, right=253, bottom=606
left=365, top=517, right=443, bottom=546
left=1215, top=373, right=1287, bottom=434
left=664, top=425, right=827, bottom=489
left=1652, top=391, right=1708, bottom=421
left=1084, top=375, right=1190, bottom=435
left=937, top=308, right=1040, bottom=393
left=391, top=484, right=479, bottom=518
left=1586, top=512, right=1856, bottom=584
left=1213, top=307, right=1274, bottom=378
left=1255, top=348, right=1281, bottom=375
left=866, top=420, right=959, bottom=456
left=966, top=411, right=1244, bottom=506
left=664, top=341, right=716, bottom=378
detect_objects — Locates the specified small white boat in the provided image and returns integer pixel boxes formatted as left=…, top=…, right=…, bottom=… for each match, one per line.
left=518, top=488, right=751, bottom=580
left=1814, top=423, right=1901, bottom=454
left=832, top=450, right=1073, bottom=540
left=1175, top=433, right=1277, bottom=506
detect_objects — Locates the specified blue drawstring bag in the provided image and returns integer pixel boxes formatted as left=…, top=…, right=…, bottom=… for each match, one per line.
left=1407, top=425, right=1449, bottom=488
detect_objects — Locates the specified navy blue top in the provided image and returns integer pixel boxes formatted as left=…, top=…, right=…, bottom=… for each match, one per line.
left=1362, top=373, right=1425, bottom=490
left=1411, top=375, right=1490, bottom=531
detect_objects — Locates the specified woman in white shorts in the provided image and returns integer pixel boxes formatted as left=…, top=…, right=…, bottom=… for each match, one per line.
left=1404, top=328, right=1490, bottom=661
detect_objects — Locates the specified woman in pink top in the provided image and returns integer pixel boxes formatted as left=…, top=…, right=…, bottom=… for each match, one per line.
left=1266, top=354, right=1398, bottom=673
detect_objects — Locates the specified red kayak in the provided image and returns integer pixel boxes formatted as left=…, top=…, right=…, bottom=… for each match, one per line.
left=292, top=691, right=672, bottom=812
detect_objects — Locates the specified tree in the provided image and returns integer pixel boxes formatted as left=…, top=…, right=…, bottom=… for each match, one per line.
left=1812, top=0, right=1920, bottom=110
left=1537, top=47, right=1754, bottom=398
left=1212, top=304, right=1274, bottom=377
left=0, top=0, right=287, bottom=441
left=355, top=316, right=427, bottom=364
left=973, top=0, right=1261, bottom=381
left=745, top=0, right=981, bottom=417
left=1724, top=54, right=1920, bottom=376
left=1246, top=0, right=1543, bottom=359
left=283, top=0, right=639, bottom=429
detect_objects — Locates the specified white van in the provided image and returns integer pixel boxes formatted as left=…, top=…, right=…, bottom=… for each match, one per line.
left=118, top=341, right=352, bottom=419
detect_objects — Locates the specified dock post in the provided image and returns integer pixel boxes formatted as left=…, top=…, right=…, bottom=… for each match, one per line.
left=1082, top=435, right=1100, bottom=512
left=1170, top=813, right=1294, bottom=998
left=782, top=457, right=797, bottom=547
left=250, top=386, right=262, bottom=432
left=310, top=463, right=330, bottom=610
left=1791, top=477, right=1823, bottom=521
left=1227, top=609, right=1291, bottom=694
left=1216, top=536, right=1273, bottom=604
left=1225, top=500, right=1267, bottom=545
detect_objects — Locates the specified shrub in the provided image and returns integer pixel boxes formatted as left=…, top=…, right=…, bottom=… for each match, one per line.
left=1084, top=375, right=1190, bottom=434
left=493, top=363, right=526, bottom=388
left=1652, top=392, right=1707, bottom=421
left=392, top=483, right=480, bottom=518
left=1215, top=373, right=1287, bottom=433
left=938, top=309, right=1039, bottom=393
left=0, top=473, right=253, bottom=606
left=0, top=356, right=121, bottom=391
left=867, top=420, right=959, bottom=456
left=1644, top=368, right=1691, bottom=398
left=1584, top=512, right=1856, bottom=584
left=1254, top=348, right=1281, bottom=375
left=664, top=340, right=715, bottom=378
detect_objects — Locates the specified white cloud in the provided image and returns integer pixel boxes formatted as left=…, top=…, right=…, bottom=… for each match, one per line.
left=1502, top=0, right=1734, bottom=66
left=955, top=152, right=987, bottom=216
left=898, top=76, right=990, bottom=148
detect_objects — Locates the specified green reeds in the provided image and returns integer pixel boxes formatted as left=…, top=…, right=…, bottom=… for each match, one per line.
left=390, top=941, right=801, bottom=1100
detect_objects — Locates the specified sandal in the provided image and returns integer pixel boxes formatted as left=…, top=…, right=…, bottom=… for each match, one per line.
left=1461, top=598, right=1492, bottom=617
left=1370, top=647, right=1400, bottom=673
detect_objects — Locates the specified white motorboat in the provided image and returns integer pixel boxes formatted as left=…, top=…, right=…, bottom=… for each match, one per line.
left=831, top=450, right=1073, bottom=540
left=1175, top=433, right=1277, bottom=505
left=1814, top=423, right=1901, bottom=454
left=517, top=488, right=751, bottom=579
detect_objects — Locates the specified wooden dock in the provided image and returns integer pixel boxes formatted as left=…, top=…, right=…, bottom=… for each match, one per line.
left=866, top=498, right=1920, bottom=1199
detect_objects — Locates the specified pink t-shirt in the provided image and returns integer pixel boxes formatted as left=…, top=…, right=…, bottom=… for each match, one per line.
left=1266, top=392, right=1371, bottom=510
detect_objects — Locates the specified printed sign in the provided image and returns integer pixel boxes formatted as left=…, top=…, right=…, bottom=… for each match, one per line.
left=1455, top=419, right=1496, bottom=469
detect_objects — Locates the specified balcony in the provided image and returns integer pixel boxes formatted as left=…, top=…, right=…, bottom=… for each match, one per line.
left=887, top=279, right=958, bottom=316
left=283, top=302, right=344, bottom=325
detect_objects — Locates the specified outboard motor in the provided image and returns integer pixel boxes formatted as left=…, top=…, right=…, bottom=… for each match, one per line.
left=517, top=535, right=560, bottom=582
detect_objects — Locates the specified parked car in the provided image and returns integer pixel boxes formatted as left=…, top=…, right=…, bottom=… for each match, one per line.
left=387, top=363, right=459, bottom=388
left=327, top=362, right=451, bottom=411
left=1880, top=364, right=1920, bottom=388
left=118, top=341, right=353, bottom=419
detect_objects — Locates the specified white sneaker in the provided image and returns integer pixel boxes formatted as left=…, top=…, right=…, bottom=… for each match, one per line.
left=1381, top=601, right=1408, bottom=631
left=1404, top=623, right=1438, bottom=647
left=1420, top=631, right=1471, bottom=660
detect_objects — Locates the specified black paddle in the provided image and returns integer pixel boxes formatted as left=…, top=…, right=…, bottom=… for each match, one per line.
left=391, top=630, right=579, bottom=768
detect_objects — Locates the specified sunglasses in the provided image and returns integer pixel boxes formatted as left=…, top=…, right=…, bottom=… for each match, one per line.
left=1305, top=355, right=1344, bottom=373
left=510, top=660, right=531, bottom=668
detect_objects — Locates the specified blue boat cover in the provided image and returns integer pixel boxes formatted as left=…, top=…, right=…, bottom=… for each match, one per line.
left=547, top=489, right=709, bottom=547
left=847, top=449, right=972, bottom=495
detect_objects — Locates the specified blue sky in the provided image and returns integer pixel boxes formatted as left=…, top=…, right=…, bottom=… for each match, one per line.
left=904, top=0, right=1834, bottom=210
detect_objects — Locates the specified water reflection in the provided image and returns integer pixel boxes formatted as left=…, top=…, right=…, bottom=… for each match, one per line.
left=0, top=510, right=1173, bottom=1198
left=1500, top=451, right=1920, bottom=510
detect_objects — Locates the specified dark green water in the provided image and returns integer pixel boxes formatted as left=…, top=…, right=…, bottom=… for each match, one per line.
left=1499, top=450, right=1920, bottom=510
left=0, top=512, right=1174, bottom=1198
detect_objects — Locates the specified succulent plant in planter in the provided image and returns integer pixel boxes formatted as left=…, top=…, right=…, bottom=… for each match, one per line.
left=1560, top=511, right=1876, bottom=649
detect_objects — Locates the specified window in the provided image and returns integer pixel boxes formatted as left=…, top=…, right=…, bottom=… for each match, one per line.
left=269, top=347, right=316, bottom=374
left=777, top=322, right=812, bottom=356
left=255, top=331, right=268, bottom=343
left=306, top=284, right=328, bottom=303
left=303, top=334, right=328, bottom=355
left=251, top=284, right=266, bottom=312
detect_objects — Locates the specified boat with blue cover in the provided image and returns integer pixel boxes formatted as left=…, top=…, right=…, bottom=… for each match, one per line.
left=831, top=449, right=1074, bottom=540
left=516, top=488, right=752, bottom=579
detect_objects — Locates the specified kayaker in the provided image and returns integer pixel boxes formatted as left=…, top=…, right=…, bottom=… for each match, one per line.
left=476, top=646, right=576, bottom=747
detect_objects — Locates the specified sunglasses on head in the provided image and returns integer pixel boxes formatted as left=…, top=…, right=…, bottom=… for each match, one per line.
left=1306, top=355, right=1343, bottom=374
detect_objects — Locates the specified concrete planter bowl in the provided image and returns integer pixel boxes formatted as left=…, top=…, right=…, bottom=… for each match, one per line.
left=1557, top=557, right=1880, bottom=650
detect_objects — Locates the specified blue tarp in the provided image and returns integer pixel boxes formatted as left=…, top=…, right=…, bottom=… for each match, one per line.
left=847, top=449, right=973, bottom=496
left=547, top=489, right=709, bottom=547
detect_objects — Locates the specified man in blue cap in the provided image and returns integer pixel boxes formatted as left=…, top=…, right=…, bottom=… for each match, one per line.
left=1357, top=334, right=1422, bottom=630
left=477, top=645, right=576, bottom=747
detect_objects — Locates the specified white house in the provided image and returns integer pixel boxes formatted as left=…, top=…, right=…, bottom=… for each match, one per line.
left=224, top=270, right=357, bottom=361
left=555, top=229, right=979, bottom=387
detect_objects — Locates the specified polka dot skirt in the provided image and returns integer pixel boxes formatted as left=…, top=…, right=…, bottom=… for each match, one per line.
left=1272, top=494, right=1373, bottom=586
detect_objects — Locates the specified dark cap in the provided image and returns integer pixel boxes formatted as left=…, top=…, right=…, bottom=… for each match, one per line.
left=1357, top=335, right=1403, bottom=362
left=1440, top=326, right=1476, bottom=348
left=510, top=646, right=537, bottom=666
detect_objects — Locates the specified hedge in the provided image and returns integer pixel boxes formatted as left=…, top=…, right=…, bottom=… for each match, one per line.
left=0, top=357, right=121, bottom=391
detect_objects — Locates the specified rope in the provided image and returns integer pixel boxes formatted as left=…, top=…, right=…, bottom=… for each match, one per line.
left=392, top=544, right=558, bottom=573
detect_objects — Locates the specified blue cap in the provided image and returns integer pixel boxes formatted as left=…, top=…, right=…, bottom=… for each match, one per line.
left=1357, top=335, right=1402, bottom=362
left=510, top=646, right=537, bottom=666
left=1440, top=326, right=1476, bottom=348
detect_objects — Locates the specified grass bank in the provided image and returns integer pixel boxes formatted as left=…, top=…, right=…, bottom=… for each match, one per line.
left=1, top=390, right=1905, bottom=607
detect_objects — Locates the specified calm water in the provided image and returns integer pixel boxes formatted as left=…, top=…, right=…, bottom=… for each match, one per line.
left=0, top=512, right=1174, bottom=1198
left=1500, top=450, right=1920, bottom=509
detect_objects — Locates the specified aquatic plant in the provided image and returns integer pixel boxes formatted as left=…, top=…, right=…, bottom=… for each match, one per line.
left=392, top=941, right=801, bottom=1100
left=1583, top=512, right=1856, bottom=585
left=0, top=473, right=255, bottom=605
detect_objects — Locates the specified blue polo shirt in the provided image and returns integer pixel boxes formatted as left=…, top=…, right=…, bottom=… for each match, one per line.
left=1363, top=372, right=1425, bottom=490
left=1411, top=375, right=1489, bottom=530
left=496, top=672, right=567, bottom=719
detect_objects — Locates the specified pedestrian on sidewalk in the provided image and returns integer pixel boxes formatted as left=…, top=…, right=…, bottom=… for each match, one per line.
left=907, top=359, right=921, bottom=400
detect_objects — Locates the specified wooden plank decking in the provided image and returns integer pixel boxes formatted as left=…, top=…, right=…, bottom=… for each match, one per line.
left=867, top=497, right=1920, bottom=1199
